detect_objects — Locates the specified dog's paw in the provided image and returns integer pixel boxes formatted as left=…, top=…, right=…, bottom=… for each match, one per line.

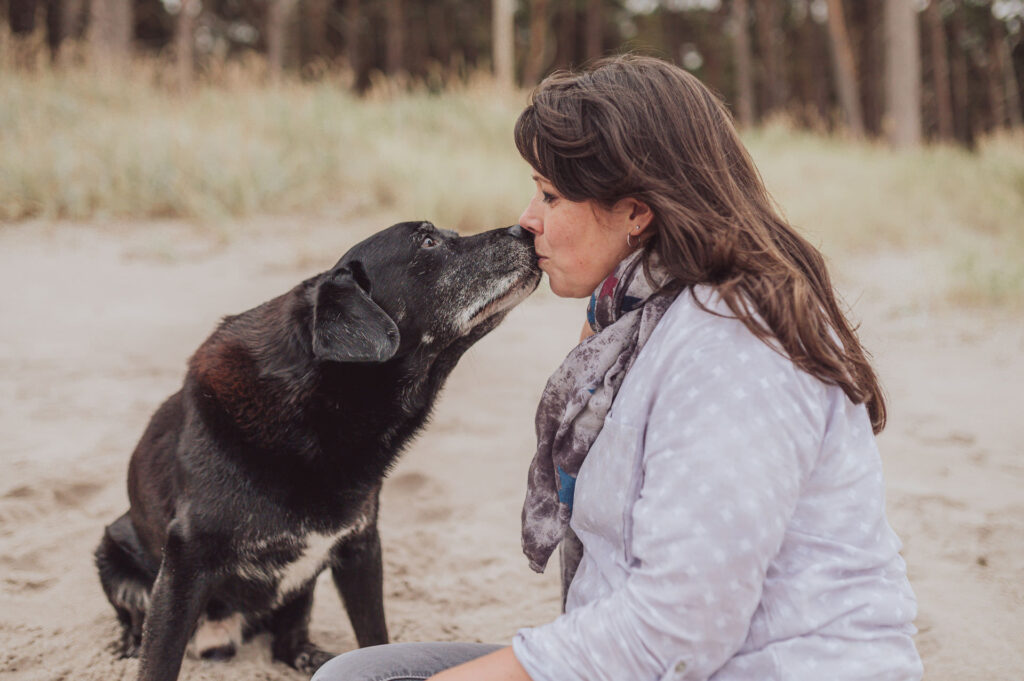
left=199, top=643, right=237, bottom=661
left=108, top=631, right=141, bottom=659
left=187, top=613, right=245, bottom=660
left=291, top=645, right=336, bottom=676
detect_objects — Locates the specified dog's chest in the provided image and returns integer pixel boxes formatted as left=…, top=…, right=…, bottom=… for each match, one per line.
left=277, top=531, right=344, bottom=596
left=239, top=518, right=367, bottom=603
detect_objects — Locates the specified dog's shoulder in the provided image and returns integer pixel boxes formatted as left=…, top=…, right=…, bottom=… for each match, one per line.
left=183, top=290, right=319, bottom=438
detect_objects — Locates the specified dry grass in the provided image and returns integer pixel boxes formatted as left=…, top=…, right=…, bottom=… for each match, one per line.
left=0, top=52, right=530, bottom=232
left=747, top=123, right=1024, bottom=308
left=2, top=46, right=1022, bottom=307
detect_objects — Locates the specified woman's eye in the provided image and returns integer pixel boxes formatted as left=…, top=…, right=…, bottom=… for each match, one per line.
left=421, top=236, right=438, bottom=249
left=542, top=191, right=557, bottom=204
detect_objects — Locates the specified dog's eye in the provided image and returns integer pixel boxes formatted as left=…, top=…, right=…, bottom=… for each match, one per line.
left=421, top=236, right=438, bottom=249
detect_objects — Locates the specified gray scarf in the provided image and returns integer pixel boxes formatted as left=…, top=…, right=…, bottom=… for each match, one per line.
left=522, top=249, right=676, bottom=602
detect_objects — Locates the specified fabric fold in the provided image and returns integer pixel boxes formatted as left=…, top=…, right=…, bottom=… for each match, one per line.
left=522, top=249, right=677, bottom=577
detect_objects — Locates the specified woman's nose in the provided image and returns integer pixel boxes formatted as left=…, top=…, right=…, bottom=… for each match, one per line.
left=518, top=204, right=542, bottom=236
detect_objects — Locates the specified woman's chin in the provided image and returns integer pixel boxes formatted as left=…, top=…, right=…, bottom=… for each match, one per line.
left=546, top=277, right=592, bottom=299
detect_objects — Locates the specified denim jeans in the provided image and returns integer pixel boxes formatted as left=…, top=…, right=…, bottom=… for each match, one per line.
left=311, top=642, right=504, bottom=681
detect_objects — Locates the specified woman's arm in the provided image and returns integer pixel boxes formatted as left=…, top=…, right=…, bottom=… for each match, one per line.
left=427, top=646, right=533, bottom=681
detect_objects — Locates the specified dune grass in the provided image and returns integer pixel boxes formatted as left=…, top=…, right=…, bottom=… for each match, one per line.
left=1, top=54, right=1022, bottom=307
left=0, top=59, right=532, bottom=232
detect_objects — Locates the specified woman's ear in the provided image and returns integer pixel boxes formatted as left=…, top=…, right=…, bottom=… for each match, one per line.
left=615, top=198, right=653, bottom=234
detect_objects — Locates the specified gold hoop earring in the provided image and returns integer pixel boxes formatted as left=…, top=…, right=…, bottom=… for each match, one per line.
left=626, top=225, right=641, bottom=249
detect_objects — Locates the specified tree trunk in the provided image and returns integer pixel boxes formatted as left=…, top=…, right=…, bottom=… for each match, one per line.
left=982, top=17, right=1004, bottom=129
left=88, top=0, right=132, bottom=66
left=948, top=0, right=973, bottom=146
left=924, top=0, right=954, bottom=140
left=456, top=2, right=481, bottom=67
left=702, top=6, right=729, bottom=98
left=793, top=3, right=830, bottom=128
left=884, top=0, right=922, bottom=148
left=8, top=0, right=40, bottom=68
left=266, top=0, right=298, bottom=81
left=553, top=0, right=578, bottom=71
left=385, top=0, right=403, bottom=76
left=45, top=0, right=64, bottom=56
left=175, top=0, right=198, bottom=90
left=345, top=0, right=360, bottom=73
left=585, top=0, right=602, bottom=61
left=303, top=0, right=331, bottom=66
left=9, top=0, right=38, bottom=34
left=856, top=0, right=886, bottom=136
left=492, top=0, right=514, bottom=87
left=754, top=0, right=787, bottom=115
left=825, top=0, right=865, bottom=138
left=427, top=1, right=451, bottom=71
left=1000, top=37, right=1023, bottom=128
left=522, top=0, right=550, bottom=86
left=731, top=0, right=755, bottom=127
left=990, top=13, right=1023, bottom=129
left=61, top=0, right=87, bottom=41
left=663, top=9, right=683, bottom=67
left=344, top=0, right=370, bottom=92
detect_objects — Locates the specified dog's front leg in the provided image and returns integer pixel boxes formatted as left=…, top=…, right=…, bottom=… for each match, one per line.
left=330, top=523, right=388, bottom=647
left=270, top=584, right=335, bottom=675
left=136, top=521, right=215, bottom=681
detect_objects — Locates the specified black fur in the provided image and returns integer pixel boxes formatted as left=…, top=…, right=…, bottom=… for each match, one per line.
left=95, top=222, right=539, bottom=681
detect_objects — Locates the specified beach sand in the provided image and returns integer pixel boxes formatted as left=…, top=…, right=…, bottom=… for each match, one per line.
left=1, top=218, right=1020, bottom=680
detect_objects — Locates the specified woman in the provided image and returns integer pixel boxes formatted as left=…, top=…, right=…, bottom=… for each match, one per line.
left=314, top=55, right=922, bottom=681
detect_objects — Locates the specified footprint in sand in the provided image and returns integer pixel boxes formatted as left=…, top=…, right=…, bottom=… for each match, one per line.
left=388, top=471, right=434, bottom=494
left=386, top=472, right=456, bottom=523
left=0, top=479, right=104, bottom=524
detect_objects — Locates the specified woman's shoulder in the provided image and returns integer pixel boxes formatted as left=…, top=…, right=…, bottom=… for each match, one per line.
left=634, top=284, right=836, bottom=412
left=648, top=285, right=784, bottom=364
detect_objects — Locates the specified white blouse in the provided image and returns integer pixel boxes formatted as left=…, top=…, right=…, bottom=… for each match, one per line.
left=513, top=287, right=923, bottom=681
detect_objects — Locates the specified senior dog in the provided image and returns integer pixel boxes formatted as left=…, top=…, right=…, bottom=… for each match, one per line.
left=94, top=222, right=540, bottom=681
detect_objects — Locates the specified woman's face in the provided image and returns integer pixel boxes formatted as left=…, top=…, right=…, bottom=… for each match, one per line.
left=518, top=173, right=635, bottom=298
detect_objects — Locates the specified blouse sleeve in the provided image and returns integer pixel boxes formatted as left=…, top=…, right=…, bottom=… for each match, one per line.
left=512, top=327, right=829, bottom=681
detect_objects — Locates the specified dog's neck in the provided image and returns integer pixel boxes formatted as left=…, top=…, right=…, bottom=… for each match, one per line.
left=186, top=293, right=505, bottom=495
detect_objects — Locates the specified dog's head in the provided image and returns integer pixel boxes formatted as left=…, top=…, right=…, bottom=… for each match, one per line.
left=310, top=221, right=540, bottom=364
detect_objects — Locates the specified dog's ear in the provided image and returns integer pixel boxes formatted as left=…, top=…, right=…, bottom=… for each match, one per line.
left=312, top=269, right=400, bottom=363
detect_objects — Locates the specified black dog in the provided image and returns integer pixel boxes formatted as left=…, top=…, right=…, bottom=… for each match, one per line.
left=95, top=222, right=540, bottom=681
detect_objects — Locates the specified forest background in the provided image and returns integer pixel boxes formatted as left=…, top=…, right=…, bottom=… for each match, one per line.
left=3, top=0, right=1024, bottom=304
left=1, top=2, right=1023, bottom=681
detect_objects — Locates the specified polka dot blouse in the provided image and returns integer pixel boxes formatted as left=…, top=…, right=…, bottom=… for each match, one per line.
left=513, top=287, right=923, bottom=681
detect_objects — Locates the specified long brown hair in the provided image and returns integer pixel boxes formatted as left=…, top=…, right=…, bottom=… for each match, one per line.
left=515, top=55, right=886, bottom=433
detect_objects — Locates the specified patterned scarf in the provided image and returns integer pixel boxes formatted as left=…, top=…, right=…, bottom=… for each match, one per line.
left=522, top=249, right=677, bottom=590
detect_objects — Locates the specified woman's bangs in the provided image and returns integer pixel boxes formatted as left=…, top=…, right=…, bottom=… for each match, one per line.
left=514, top=106, right=544, bottom=176
left=515, top=104, right=577, bottom=199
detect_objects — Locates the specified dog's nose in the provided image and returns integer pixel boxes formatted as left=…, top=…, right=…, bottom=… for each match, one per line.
left=507, top=224, right=532, bottom=242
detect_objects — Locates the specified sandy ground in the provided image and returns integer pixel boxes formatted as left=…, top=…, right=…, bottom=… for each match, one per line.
left=0, top=217, right=1020, bottom=681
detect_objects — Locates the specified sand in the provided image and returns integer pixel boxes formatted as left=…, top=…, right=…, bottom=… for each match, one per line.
left=1, top=217, right=1020, bottom=681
